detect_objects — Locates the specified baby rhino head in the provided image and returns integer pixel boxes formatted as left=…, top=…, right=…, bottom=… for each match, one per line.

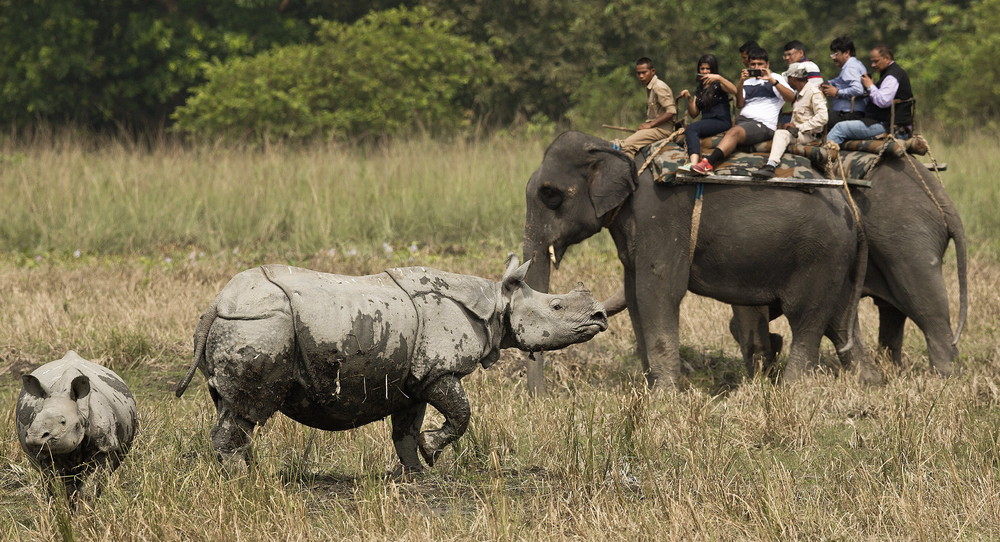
left=501, top=256, right=607, bottom=351
left=20, top=374, right=90, bottom=455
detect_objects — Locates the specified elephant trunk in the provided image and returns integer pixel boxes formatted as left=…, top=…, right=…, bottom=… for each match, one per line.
left=522, top=231, right=553, bottom=397
left=522, top=224, right=553, bottom=294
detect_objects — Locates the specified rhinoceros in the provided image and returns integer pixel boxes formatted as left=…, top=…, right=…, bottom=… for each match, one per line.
left=175, top=255, right=607, bottom=472
left=16, top=351, right=137, bottom=500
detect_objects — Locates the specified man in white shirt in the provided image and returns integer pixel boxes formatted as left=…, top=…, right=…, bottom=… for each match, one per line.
left=692, top=47, right=794, bottom=175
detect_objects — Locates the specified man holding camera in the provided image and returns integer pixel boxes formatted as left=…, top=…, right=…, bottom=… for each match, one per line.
left=692, top=47, right=794, bottom=175
left=753, top=63, right=828, bottom=179
left=826, top=44, right=913, bottom=146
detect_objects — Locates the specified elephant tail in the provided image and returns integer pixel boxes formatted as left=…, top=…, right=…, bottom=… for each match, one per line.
left=838, top=220, right=869, bottom=355
left=175, top=299, right=219, bottom=397
left=949, top=210, right=969, bottom=345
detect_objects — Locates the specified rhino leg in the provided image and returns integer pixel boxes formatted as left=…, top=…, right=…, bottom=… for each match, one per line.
left=391, top=402, right=427, bottom=474
left=417, top=375, right=470, bottom=467
left=210, top=400, right=258, bottom=474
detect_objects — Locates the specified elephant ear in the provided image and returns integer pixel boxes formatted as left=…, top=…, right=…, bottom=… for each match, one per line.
left=585, top=144, right=638, bottom=218
left=386, top=267, right=499, bottom=323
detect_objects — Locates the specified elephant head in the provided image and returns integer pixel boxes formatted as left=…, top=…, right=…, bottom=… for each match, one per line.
left=522, top=131, right=637, bottom=295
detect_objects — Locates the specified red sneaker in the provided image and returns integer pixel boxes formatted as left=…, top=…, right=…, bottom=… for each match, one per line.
left=691, top=158, right=713, bottom=175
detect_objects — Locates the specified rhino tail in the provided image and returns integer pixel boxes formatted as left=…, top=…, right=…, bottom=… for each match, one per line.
left=175, top=299, right=219, bottom=397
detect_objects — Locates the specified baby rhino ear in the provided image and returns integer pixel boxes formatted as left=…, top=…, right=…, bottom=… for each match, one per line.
left=21, top=375, right=48, bottom=399
left=69, top=375, right=91, bottom=401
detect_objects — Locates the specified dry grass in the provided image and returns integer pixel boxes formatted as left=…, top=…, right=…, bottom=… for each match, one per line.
left=0, top=131, right=997, bottom=540
left=1, top=247, right=997, bottom=541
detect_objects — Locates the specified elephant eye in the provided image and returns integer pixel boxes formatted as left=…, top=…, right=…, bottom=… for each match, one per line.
left=538, top=185, right=564, bottom=210
left=550, top=298, right=563, bottom=311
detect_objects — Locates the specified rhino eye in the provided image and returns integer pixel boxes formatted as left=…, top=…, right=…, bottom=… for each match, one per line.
left=538, top=185, right=564, bottom=210
left=550, top=298, right=563, bottom=311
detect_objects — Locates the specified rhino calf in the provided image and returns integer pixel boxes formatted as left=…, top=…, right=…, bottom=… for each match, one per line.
left=16, top=351, right=137, bottom=500
left=175, top=255, right=607, bottom=473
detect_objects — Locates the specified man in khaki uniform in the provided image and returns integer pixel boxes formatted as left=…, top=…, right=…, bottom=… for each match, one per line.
left=752, top=62, right=828, bottom=179
left=616, top=58, right=677, bottom=158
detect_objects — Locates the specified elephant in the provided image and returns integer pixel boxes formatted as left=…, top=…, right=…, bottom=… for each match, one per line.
left=175, top=255, right=607, bottom=473
left=727, top=150, right=968, bottom=376
left=595, top=144, right=968, bottom=379
left=523, top=131, right=877, bottom=388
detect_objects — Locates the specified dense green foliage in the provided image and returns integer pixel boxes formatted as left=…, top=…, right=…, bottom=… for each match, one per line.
left=0, top=0, right=996, bottom=136
left=172, top=7, right=495, bottom=141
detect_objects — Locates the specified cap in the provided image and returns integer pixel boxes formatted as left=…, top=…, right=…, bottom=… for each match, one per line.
left=783, top=62, right=809, bottom=79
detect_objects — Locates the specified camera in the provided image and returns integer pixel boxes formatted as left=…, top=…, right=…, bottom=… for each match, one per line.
left=696, top=73, right=706, bottom=80
left=747, top=69, right=763, bottom=77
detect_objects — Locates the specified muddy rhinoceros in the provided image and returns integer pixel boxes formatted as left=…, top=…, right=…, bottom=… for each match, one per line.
left=16, top=351, right=137, bottom=501
left=175, top=255, right=607, bottom=472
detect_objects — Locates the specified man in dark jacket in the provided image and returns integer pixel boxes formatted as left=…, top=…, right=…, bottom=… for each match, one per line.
left=826, top=44, right=913, bottom=146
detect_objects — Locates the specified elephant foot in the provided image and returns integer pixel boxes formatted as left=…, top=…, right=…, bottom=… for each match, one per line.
left=780, top=360, right=811, bottom=384
left=932, top=360, right=959, bottom=378
left=855, top=362, right=885, bottom=386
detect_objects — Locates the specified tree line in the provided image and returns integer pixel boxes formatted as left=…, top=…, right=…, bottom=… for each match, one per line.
left=0, top=0, right=994, bottom=141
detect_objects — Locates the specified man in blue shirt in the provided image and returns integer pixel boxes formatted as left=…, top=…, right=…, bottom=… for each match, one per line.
left=820, top=36, right=868, bottom=129
left=826, top=44, right=913, bottom=146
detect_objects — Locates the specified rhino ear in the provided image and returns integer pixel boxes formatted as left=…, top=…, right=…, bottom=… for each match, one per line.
left=22, top=375, right=48, bottom=399
left=501, top=254, right=530, bottom=294
left=69, top=375, right=91, bottom=401
left=586, top=146, right=637, bottom=218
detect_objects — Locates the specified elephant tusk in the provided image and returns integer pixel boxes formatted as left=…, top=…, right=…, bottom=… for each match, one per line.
left=548, top=245, right=557, bottom=265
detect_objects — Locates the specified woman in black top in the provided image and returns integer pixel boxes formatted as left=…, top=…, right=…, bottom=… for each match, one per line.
left=678, top=54, right=736, bottom=169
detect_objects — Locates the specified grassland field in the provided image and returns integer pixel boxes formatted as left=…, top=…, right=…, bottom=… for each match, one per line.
left=0, top=129, right=998, bottom=540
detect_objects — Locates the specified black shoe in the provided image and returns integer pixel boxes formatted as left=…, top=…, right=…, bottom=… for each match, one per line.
left=752, top=164, right=776, bottom=179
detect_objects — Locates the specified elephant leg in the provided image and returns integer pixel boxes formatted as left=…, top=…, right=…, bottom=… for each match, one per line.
left=874, top=298, right=906, bottom=365
left=899, top=289, right=959, bottom=376
left=210, top=397, right=260, bottom=474
left=875, top=259, right=959, bottom=375
left=826, top=315, right=883, bottom=385
left=730, top=305, right=777, bottom=378
left=417, top=375, right=470, bottom=466
left=781, top=310, right=827, bottom=383
left=623, top=271, right=650, bottom=384
left=636, top=304, right=682, bottom=387
left=391, top=402, right=427, bottom=474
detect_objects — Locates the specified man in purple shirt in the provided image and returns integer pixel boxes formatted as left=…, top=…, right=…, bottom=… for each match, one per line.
left=826, top=44, right=913, bottom=146
left=820, top=36, right=868, bottom=129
